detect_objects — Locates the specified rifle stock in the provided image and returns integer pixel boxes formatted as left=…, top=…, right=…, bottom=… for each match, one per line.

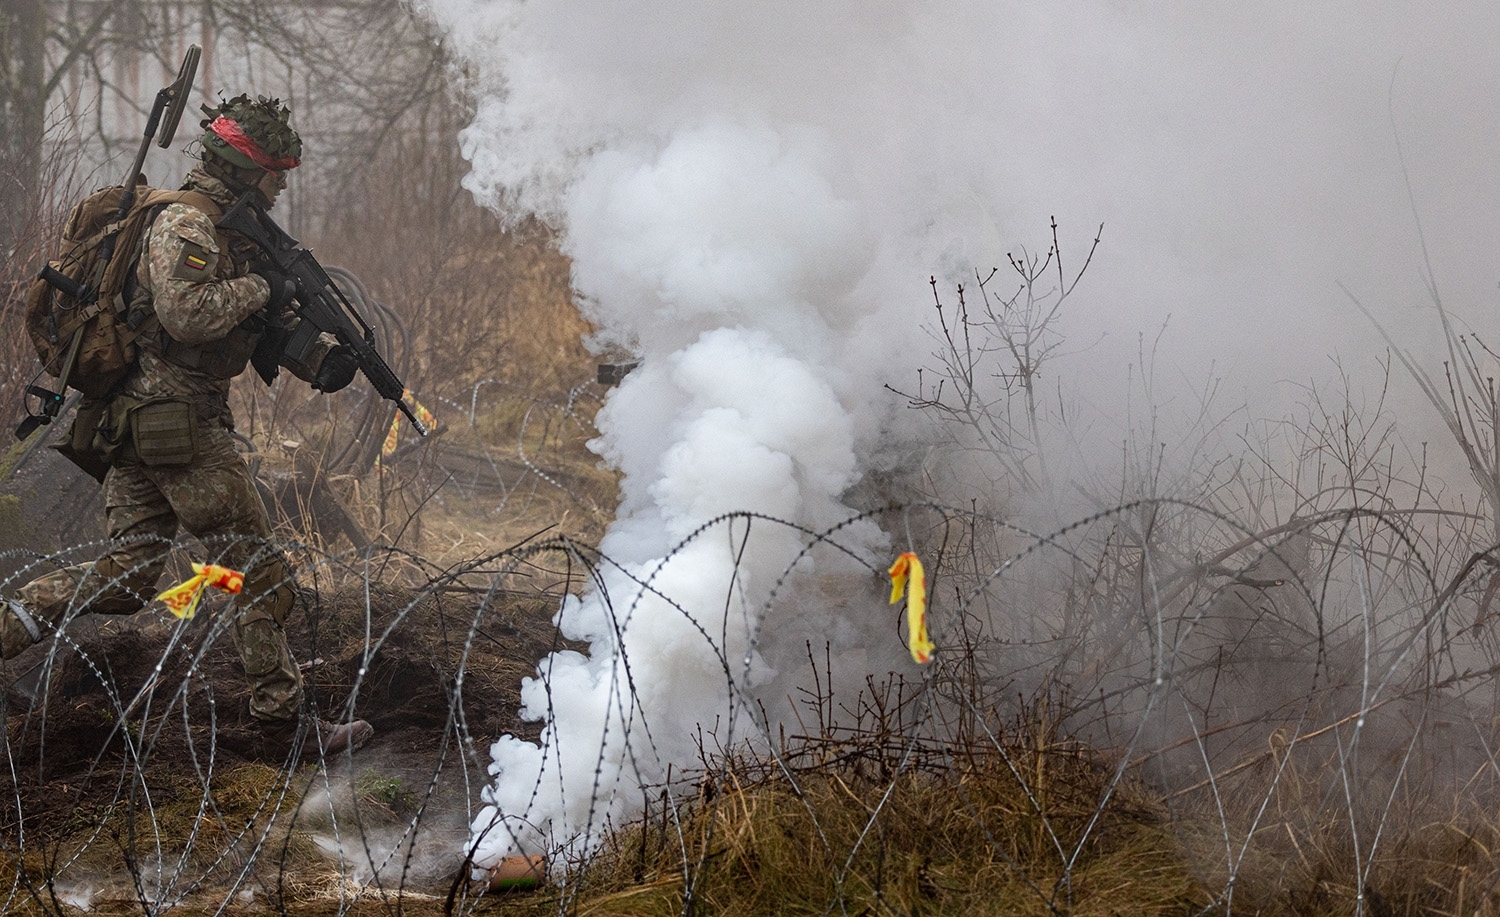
left=218, top=193, right=427, bottom=435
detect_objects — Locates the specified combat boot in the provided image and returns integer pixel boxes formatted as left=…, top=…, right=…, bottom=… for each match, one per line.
left=260, top=715, right=374, bottom=762
left=0, top=599, right=43, bottom=660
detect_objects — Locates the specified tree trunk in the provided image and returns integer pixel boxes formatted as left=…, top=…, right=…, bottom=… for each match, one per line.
left=0, top=0, right=46, bottom=256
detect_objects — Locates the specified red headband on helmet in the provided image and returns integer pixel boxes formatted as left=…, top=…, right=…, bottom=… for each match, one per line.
left=209, top=116, right=301, bottom=171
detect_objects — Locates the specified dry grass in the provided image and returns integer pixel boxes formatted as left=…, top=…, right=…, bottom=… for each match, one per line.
left=1170, top=758, right=1500, bottom=917
left=563, top=751, right=1202, bottom=917
left=460, top=709, right=1500, bottom=917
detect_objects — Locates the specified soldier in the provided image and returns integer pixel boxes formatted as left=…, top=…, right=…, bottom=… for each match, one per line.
left=0, top=95, right=371, bottom=760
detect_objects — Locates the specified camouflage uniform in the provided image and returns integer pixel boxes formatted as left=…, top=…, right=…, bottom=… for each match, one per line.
left=0, top=167, right=328, bottom=726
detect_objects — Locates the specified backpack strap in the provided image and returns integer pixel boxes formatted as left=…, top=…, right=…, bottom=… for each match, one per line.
left=142, top=189, right=223, bottom=222
left=101, top=190, right=225, bottom=296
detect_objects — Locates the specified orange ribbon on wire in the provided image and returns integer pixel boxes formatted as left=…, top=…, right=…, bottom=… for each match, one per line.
left=888, top=552, right=934, bottom=664
left=156, top=563, right=245, bottom=620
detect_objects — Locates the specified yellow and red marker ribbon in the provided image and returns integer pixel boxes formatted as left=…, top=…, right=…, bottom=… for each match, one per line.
left=156, top=563, right=245, bottom=620
left=888, top=552, right=935, bottom=664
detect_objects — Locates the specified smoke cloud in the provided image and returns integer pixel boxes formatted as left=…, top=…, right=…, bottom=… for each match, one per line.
left=412, top=0, right=1500, bottom=862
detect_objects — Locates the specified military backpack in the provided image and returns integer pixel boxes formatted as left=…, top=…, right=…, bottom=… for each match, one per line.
left=23, top=180, right=221, bottom=401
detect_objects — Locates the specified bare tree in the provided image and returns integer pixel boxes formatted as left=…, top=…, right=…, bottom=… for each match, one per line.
left=890, top=219, right=1102, bottom=499
left=0, top=0, right=46, bottom=255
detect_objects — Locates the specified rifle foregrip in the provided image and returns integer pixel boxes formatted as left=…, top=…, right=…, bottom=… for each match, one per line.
left=352, top=347, right=404, bottom=397
left=352, top=350, right=424, bottom=434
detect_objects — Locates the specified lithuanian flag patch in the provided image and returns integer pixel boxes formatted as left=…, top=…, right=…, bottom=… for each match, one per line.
left=171, top=240, right=217, bottom=281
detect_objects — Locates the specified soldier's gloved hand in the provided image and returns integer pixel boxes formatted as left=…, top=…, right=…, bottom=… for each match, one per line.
left=313, top=345, right=359, bottom=393
left=251, top=264, right=297, bottom=312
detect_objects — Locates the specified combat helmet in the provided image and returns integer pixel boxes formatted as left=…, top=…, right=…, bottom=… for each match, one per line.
left=200, top=94, right=302, bottom=172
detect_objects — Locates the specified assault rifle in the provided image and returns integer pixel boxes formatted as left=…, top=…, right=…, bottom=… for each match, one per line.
left=217, top=193, right=428, bottom=436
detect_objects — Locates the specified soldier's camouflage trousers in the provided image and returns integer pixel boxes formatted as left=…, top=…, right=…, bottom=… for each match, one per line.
left=0, top=425, right=302, bottom=723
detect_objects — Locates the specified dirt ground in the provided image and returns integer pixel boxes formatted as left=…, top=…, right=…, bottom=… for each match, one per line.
left=1, top=568, right=582, bottom=911
left=0, top=409, right=607, bottom=915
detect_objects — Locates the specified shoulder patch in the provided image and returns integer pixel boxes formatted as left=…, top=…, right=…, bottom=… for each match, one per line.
left=171, top=239, right=219, bottom=282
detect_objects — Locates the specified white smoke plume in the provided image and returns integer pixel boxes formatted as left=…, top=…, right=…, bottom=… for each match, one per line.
left=410, top=0, right=1500, bottom=864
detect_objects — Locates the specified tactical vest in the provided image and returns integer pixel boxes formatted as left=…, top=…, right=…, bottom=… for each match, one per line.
left=130, top=202, right=264, bottom=381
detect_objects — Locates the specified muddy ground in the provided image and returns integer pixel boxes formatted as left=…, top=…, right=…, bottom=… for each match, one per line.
left=0, top=438, right=591, bottom=915
left=2, top=579, right=574, bottom=914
